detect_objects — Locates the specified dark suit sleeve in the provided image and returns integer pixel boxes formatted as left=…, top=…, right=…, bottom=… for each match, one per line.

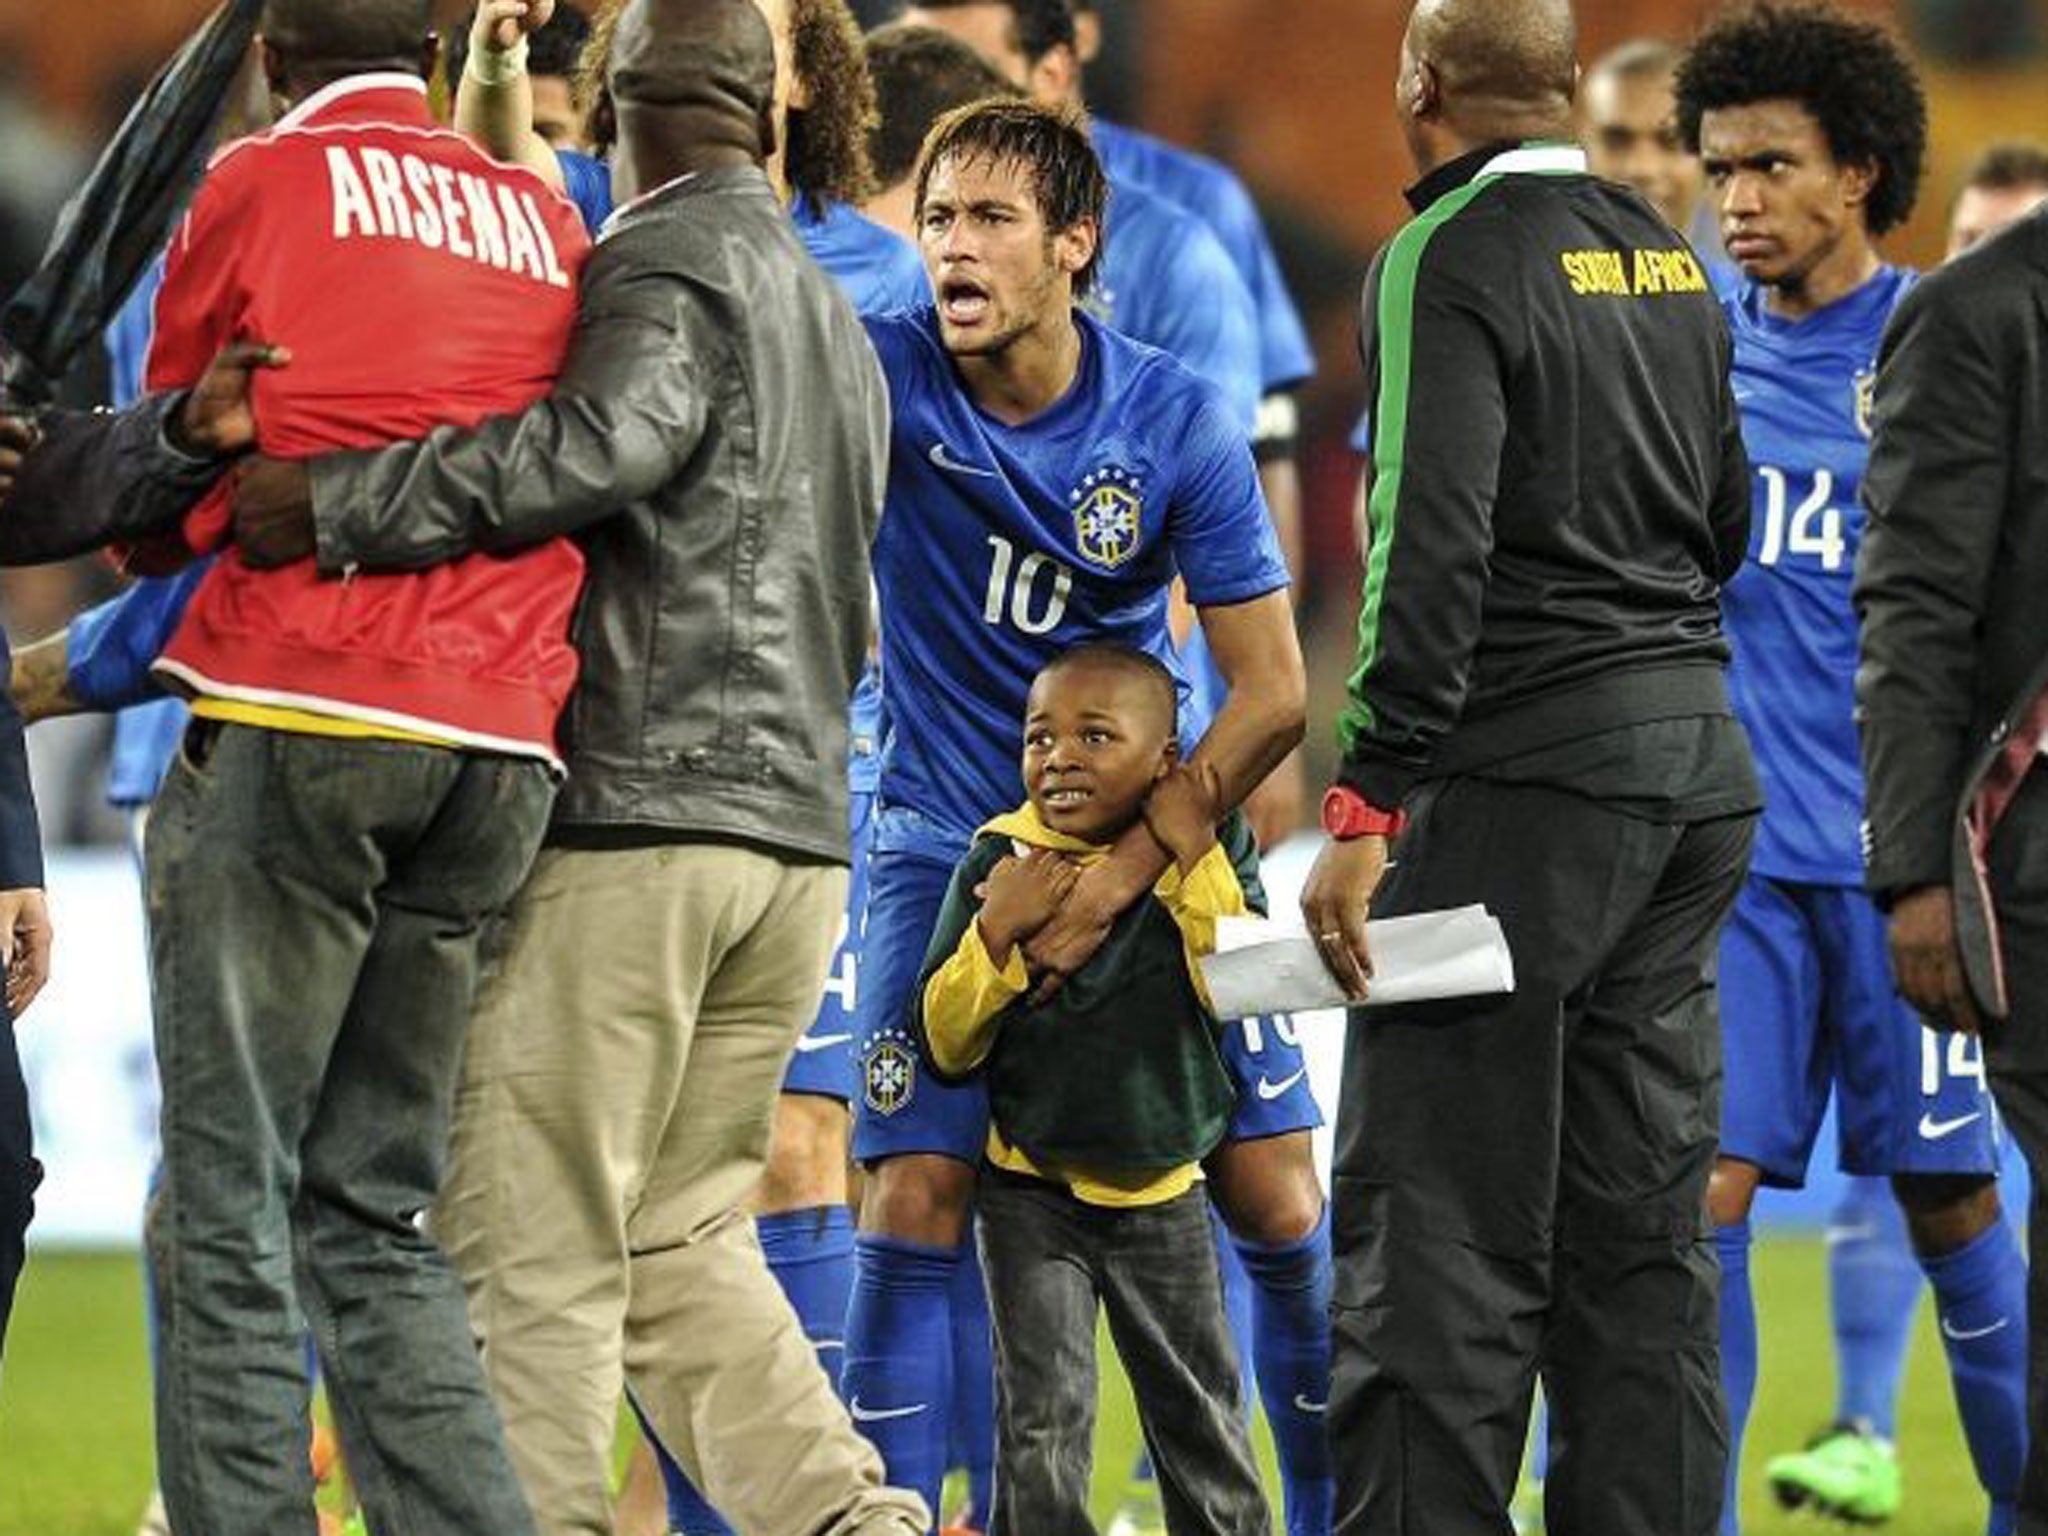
left=1854, top=270, right=2008, bottom=899
left=0, top=394, right=225, bottom=566
left=309, top=266, right=710, bottom=575
left=0, top=631, right=42, bottom=889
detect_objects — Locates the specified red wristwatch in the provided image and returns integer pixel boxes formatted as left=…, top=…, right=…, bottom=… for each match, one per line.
left=1320, top=784, right=1406, bottom=841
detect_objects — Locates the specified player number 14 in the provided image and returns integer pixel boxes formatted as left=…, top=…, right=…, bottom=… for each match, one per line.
left=983, top=535, right=1073, bottom=635
left=1756, top=466, right=1846, bottom=571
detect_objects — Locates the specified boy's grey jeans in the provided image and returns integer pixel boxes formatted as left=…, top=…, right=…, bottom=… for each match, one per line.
left=977, top=1168, right=1272, bottom=1536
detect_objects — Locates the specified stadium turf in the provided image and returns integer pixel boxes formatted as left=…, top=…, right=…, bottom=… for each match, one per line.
left=0, top=1239, right=1994, bottom=1536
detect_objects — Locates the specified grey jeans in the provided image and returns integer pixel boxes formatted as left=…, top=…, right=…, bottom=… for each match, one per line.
left=144, top=722, right=554, bottom=1536
left=976, top=1169, right=1271, bottom=1536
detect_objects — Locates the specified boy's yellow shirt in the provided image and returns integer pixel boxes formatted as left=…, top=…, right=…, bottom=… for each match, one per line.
left=922, top=801, right=1247, bottom=1208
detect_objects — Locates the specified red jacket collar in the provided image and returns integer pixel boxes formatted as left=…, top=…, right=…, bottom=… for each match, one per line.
left=273, top=73, right=433, bottom=132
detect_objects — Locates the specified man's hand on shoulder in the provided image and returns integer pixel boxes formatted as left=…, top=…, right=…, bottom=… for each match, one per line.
left=1143, top=761, right=1222, bottom=873
left=170, top=340, right=291, bottom=458
left=231, top=456, right=317, bottom=568
left=0, top=887, right=51, bottom=1018
left=0, top=413, right=41, bottom=507
left=1887, top=884, right=1986, bottom=1035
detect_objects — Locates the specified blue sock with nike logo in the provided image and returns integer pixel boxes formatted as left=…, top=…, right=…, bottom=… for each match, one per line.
left=1230, top=1205, right=1335, bottom=1536
left=844, top=1231, right=957, bottom=1523
left=1921, top=1219, right=2027, bottom=1536
left=1827, top=1176, right=1921, bottom=1438
left=1716, top=1219, right=1756, bottom=1536
left=649, top=1205, right=859, bottom=1535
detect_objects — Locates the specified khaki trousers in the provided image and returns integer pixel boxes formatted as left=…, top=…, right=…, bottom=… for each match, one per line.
left=434, top=841, right=927, bottom=1536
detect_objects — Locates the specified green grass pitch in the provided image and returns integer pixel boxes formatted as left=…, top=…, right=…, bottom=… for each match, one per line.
left=0, top=1239, right=1991, bottom=1536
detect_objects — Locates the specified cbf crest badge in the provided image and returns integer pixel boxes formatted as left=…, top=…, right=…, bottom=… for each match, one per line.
left=1853, top=367, right=1876, bottom=439
left=1071, top=465, right=1144, bottom=569
left=863, top=1028, right=917, bottom=1116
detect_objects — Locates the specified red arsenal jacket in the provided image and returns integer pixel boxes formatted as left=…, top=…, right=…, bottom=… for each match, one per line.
left=145, top=73, right=590, bottom=764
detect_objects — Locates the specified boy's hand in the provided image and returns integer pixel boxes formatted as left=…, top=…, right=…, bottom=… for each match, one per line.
left=1142, top=761, right=1223, bottom=873
left=976, top=846, right=1078, bottom=964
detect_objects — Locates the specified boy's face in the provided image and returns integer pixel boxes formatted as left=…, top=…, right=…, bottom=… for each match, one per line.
left=1021, top=661, right=1174, bottom=843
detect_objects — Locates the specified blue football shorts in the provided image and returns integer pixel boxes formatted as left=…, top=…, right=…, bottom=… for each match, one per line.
left=1718, top=872, right=1999, bottom=1186
left=779, top=787, right=874, bottom=1103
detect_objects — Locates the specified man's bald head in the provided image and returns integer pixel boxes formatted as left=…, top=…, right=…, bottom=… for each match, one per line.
left=1401, top=0, right=1577, bottom=169
left=608, top=0, right=779, bottom=195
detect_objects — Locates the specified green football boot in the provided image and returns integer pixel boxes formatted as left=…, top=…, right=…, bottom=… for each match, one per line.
left=1765, top=1419, right=1902, bottom=1524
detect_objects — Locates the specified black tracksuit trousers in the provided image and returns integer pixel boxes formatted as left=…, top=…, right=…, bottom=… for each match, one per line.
left=1330, top=771, right=1755, bottom=1536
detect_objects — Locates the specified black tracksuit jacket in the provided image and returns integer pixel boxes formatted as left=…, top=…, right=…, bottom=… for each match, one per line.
left=1338, top=141, right=1753, bottom=810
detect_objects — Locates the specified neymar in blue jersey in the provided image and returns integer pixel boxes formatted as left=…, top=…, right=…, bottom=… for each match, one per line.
left=1678, top=10, right=2028, bottom=1534
left=839, top=96, right=1306, bottom=1530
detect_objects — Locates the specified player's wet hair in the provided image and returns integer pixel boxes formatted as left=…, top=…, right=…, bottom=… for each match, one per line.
left=865, top=23, right=1019, bottom=191
left=914, top=96, right=1107, bottom=296
left=261, top=0, right=433, bottom=71
left=915, top=0, right=1076, bottom=67
left=788, top=0, right=881, bottom=210
left=1036, top=642, right=1178, bottom=736
left=442, top=1, right=592, bottom=94
left=1675, top=1, right=1927, bottom=236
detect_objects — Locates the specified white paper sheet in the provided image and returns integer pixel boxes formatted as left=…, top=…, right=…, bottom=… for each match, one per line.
left=1199, top=904, right=1514, bottom=1020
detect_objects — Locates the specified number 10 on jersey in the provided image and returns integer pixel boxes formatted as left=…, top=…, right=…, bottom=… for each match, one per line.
left=984, top=535, right=1074, bottom=635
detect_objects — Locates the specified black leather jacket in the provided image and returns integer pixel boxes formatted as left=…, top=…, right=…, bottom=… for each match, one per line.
left=308, top=165, right=887, bottom=863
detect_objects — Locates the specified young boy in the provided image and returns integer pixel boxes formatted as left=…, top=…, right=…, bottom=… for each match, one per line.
left=913, top=642, right=1273, bottom=1536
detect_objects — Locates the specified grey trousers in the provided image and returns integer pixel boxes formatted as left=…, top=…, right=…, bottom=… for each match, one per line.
left=977, top=1169, right=1272, bottom=1536
left=1981, top=773, right=2048, bottom=1535
left=1331, top=773, right=1754, bottom=1536
left=144, top=722, right=555, bottom=1536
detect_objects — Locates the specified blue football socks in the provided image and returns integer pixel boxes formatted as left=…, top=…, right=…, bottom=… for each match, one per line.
left=947, top=1239, right=996, bottom=1528
left=1921, top=1219, right=2028, bottom=1536
left=1717, top=1219, right=1757, bottom=1536
left=1827, top=1177, right=1921, bottom=1439
left=844, top=1230, right=959, bottom=1523
left=1229, top=1206, right=1336, bottom=1536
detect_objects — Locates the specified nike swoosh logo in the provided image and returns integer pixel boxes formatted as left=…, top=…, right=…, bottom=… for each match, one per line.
left=796, top=1032, right=853, bottom=1054
left=1919, top=1111, right=1983, bottom=1140
left=814, top=1339, right=845, bottom=1353
left=849, top=1397, right=928, bottom=1423
left=928, top=442, right=997, bottom=477
left=1824, top=1223, right=1876, bottom=1247
left=1293, top=1394, right=1327, bottom=1415
left=1256, top=1069, right=1308, bottom=1101
left=1942, top=1315, right=2011, bottom=1343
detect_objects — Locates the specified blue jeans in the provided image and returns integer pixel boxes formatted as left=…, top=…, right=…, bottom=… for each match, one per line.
left=144, top=722, right=554, bottom=1536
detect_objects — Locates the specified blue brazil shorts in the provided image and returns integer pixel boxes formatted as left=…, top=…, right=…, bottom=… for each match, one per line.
left=778, top=787, right=874, bottom=1102
left=1718, top=872, right=1998, bottom=1186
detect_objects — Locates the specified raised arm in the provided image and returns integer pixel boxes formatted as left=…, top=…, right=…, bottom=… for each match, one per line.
left=454, top=0, right=570, bottom=191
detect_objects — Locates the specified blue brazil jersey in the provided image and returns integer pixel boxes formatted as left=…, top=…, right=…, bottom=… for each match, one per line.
left=560, top=148, right=926, bottom=316
left=866, top=306, right=1288, bottom=858
left=794, top=197, right=927, bottom=315
left=1091, top=117, right=1313, bottom=395
left=1092, top=175, right=1262, bottom=437
left=1722, top=266, right=1914, bottom=886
